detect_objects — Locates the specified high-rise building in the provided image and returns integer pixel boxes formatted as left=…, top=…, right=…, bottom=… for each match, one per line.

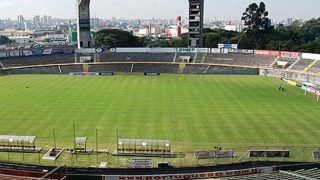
left=48, top=16, right=52, bottom=24
left=77, top=0, right=91, bottom=48
left=286, top=18, right=293, bottom=25
left=188, top=0, right=204, bottom=47
left=43, top=15, right=48, bottom=24
left=17, top=15, right=25, bottom=23
left=33, top=15, right=41, bottom=24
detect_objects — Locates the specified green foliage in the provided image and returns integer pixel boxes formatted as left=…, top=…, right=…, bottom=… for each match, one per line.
left=0, top=35, right=12, bottom=45
left=145, top=33, right=188, bottom=47
left=241, top=2, right=272, bottom=49
left=203, top=29, right=240, bottom=48
left=94, top=29, right=144, bottom=48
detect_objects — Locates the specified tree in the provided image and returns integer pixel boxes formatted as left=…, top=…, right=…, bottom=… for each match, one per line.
left=0, top=36, right=12, bottom=45
left=241, top=2, right=272, bottom=49
left=94, top=29, right=144, bottom=48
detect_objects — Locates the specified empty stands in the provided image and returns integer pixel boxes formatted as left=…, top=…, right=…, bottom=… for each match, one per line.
left=99, top=52, right=175, bottom=62
left=308, top=61, right=320, bottom=74
left=89, top=63, right=132, bottom=73
left=273, top=57, right=298, bottom=69
left=60, top=64, right=83, bottom=74
left=175, top=52, right=197, bottom=63
left=183, top=64, right=209, bottom=74
left=0, top=54, right=74, bottom=68
left=132, top=63, right=179, bottom=74
left=12, top=66, right=61, bottom=74
left=205, top=53, right=275, bottom=67
left=290, top=59, right=314, bottom=71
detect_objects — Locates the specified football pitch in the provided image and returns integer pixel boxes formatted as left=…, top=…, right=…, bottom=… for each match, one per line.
left=0, top=74, right=320, bottom=152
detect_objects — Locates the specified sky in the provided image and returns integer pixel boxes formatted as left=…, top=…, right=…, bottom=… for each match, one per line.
left=0, top=0, right=319, bottom=21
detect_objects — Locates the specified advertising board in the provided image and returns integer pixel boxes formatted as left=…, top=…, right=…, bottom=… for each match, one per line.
left=255, top=50, right=280, bottom=57
left=218, top=44, right=238, bottom=49
left=131, top=159, right=153, bottom=168
left=210, top=48, right=221, bottom=53
left=302, top=53, right=320, bottom=60
left=104, top=166, right=274, bottom=180
left=194, top=150, right=234, bottom=159
left=280, top=51, right=300, bottom=58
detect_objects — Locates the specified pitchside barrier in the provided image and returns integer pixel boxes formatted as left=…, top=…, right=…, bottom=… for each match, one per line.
left=194, top=150, right=234, bottom=159
left=249, top=150, right=290, bottom=158
left=69, top=72, right=100, bottom=76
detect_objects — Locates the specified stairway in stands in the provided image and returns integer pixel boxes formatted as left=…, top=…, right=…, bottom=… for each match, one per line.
left=304, top=59, right=319, bottom=72
left=200, top=53, right=207, bottom=63
left=83, top=64, right=89, bottom=72
left=178, top=64, right=186, bottom=74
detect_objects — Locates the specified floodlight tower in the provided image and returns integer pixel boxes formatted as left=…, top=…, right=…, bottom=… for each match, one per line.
left=188, top=0, right=204, bottom=48
left=77, top=0, right=91, bottom=49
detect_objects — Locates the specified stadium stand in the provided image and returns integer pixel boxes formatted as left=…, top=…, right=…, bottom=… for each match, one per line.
left=0, top=54, right=74, bottom=68
left=0, top=70, right=8, bottom=76
left=175, top=52, right=197, bottom=63
left=183, top=64, right=209, bottom=74
left=290, top=59, right=315, bottom=71
left=205, top=53, right=275, bottom=67
left=0, top=173, right=38, bottom=180
left=308, top=61, right=320, bottom=74
left=88, top=63, right=132, bottom=73
left=291, top=168, right=320, bottom=179
left=60, top=64, right=83, bottom=74
left=11, top=65, right=61, bottom=74
left=272, top=57, right=298, bottom=69
left=99, top=52, right=176, bottom=62
left=132, top=63, right=180, bottom=74
left=206, top=65, right=260, bottom=75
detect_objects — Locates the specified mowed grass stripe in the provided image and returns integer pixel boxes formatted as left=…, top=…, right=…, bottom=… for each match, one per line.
left=0, top=74, right=320, bottom=151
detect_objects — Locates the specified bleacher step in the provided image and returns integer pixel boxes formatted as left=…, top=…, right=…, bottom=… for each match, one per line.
left=304, top=59, right=319, bottom=72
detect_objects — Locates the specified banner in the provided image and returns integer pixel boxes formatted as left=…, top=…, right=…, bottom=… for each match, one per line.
left=249, top=150, right=290, bottom=157
left=238, top=49, right=254, bottom=54
left=177, top=47, right=196, bottom=53
left=280, top=51, right=300, bottom=58
left=228, top=49, right=238, bottom=53
left=197, top=48, right=210, bottom=53
left=131, top=159, right=153, bottom=168
left=210, top=48, right=221, bottom=54
left=218, top=44, right=238, bottom=49
left=302, top=53, right=320, bottom=60
left=222, top=48, right=229, bottom=54
left=255, top=50, right=280, bottom=57
left=104, top=166, right=274, bottom=180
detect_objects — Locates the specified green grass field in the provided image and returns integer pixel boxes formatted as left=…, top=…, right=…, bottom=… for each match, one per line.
left=0, top=74, right=320, bottom=153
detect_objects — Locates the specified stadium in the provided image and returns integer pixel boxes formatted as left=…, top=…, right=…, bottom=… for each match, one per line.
left=0, top=47, right=320, bottom=179
left=0, top=0, right=320, bottom=179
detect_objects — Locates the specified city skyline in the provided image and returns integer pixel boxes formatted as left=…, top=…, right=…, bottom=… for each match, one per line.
left=1, top=0, right=320, bottom=21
